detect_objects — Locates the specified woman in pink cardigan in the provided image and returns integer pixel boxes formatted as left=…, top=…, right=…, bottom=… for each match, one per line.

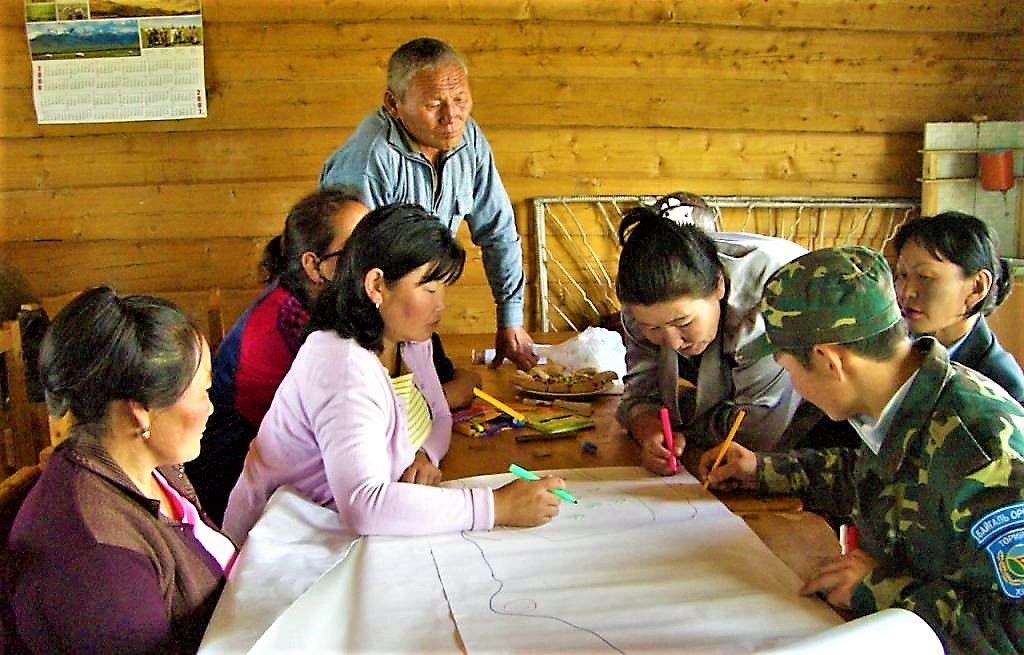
left=223, top=203, right=564, bottom=542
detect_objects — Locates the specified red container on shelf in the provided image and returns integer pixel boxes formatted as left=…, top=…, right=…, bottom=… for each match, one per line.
left=979, top=150, right=1015, bottom=191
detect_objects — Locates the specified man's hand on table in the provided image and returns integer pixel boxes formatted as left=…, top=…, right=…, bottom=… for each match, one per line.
left=799, top=549, right=877, bottom=609
left=630, top=410, right=685, bottom=475
left=698, top=439, right=759, bottom=491
left=400, top=450, right=442, bottom=486
left=492, top=326, right=538, bottom=370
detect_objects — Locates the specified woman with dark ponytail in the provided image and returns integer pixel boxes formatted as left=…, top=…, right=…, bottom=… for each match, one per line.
left=615, top=193, right=812, bottom=475
left=185, top=186, right=369, bottom=524
left=893, top=211, right=1023, bottom=401
left=8, top=287, right=233, bottom=653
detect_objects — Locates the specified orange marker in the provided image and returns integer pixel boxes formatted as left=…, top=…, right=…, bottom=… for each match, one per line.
left=703, top=409, right=746, bottom=489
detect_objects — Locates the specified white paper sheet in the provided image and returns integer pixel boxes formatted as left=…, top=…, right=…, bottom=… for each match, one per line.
left=248, top=536, right=458, bottom=654
left=199, top=468, right=940, bottom=654
left=432, top=467, right=843, bottom=654
left=758, top=608, right=943, bottom=654
left=198, top=487, right=361, bottom=654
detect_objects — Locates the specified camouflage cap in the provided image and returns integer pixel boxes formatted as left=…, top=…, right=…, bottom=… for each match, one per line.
left=745, top=246, right=903, bottom=358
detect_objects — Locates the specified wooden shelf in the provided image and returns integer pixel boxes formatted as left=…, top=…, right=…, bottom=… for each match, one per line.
left=920, top=148, right=1022, bottom=181
left=919, top=147, right=1024, bottom=154
left=918, top=176, right=1024, bottom=183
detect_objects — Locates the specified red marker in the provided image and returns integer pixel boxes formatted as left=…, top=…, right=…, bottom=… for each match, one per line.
left=840, top=524, right=858, bottom=555
left=659, top=406, right=678, bottom=473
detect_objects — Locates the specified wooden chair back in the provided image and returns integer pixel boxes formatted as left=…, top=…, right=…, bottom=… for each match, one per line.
left=0, top=464, right=40, bottom=545
left=0, top=317, right=49, bottom=475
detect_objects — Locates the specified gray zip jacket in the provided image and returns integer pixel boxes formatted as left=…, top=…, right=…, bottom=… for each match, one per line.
left=617, top=232, right=808, bottom=450
left=320, top=109, right=525, bottom=328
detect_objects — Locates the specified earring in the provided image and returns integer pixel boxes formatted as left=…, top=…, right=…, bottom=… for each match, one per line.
left=138, top=426, right=150, bottom=440
left=375, top=301, right=381, bottom=310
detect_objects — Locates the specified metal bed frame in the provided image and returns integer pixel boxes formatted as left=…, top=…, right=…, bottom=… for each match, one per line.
left=531, top=195, right=918, bottom=332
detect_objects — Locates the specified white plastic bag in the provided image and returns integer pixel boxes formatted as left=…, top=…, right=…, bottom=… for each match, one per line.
left=541, top=326, right=626, bottom=377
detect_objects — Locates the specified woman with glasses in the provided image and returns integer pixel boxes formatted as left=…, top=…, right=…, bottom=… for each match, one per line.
left=893, top=211, right=1023, bottom=401
left=222, top=203, right=563, bottom=543
left=616, top=192, right=812, bottom=475
left=184, top=187, right=369, bottom=524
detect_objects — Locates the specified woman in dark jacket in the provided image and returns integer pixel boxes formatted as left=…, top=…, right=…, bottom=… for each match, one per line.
left=893, top=211, right=1023, bottom=402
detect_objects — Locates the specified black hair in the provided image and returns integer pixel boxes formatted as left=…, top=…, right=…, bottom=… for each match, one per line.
left=893, top=211, right=1010, bottom=317
left=260, top=185, right=364, bottom=305
left=39, top=286, right=205, bottom=426
left=779, top=321, right=909, bottom=368
left=306, top=203, right=465, bottom=352
left=616, top=204, right=723, bottom=306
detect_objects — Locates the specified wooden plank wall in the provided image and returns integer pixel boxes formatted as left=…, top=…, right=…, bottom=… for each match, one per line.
left=2, top=0, right=1023, bottom=337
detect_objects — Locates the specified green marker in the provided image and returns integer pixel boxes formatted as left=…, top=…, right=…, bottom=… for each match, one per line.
left=508, top=464, right=578, bottom=504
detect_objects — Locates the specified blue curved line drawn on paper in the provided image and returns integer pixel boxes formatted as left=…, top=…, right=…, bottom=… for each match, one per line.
left=444, top=471, right=703, bottom=652
left=574, top=467, right=701, bottom=520
left=450, top=470, right=700, bottom=544
left=459, top=530, right=627, bottom=654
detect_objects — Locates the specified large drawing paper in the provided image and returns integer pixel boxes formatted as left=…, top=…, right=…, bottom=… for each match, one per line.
left=199, top=487, right=360, bottom=654
left=201, top=468, right=939, bottom=654
left=432, top=467, right=843, bottom=654
left=759, top=608, right=943, bottom=654
left=247, top=535, right=456, bottom=653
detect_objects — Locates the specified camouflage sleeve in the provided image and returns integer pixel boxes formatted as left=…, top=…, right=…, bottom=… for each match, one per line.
left=758, top=447, right=859, bottom=517
left=850, top=455, right=1024, bottom=654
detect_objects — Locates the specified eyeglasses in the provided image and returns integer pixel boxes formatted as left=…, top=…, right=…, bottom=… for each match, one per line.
left=315, top=248, right=345, bottom=276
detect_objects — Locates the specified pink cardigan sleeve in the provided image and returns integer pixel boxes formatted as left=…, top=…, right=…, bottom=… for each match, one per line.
left=307, top=334, right=494, bottom=535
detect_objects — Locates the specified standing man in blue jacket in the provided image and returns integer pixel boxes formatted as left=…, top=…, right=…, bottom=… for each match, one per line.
left=320, top=37, right=537, bottom=370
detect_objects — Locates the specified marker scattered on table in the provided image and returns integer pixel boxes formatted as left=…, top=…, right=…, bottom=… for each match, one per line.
left=508, top=464, right=578, bottom=504
left=659, top=406, right=678, bottom=474
left=703, top=409, right=747, bottom=489
left=472, top=387, right=526, bottom=424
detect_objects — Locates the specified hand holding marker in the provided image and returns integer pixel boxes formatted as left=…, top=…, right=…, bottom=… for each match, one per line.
left=509, top=464, right=578, bottom=504
left=659, top=406, right=678, bottom=473
left=703, top=409, right=746, bottom=489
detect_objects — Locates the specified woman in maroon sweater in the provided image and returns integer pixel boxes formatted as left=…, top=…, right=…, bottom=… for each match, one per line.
left=8, top=287, right=234, bottom=654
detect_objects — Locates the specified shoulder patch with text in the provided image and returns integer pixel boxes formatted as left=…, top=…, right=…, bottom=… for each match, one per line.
left=970, top=502, right=1024, bottom=599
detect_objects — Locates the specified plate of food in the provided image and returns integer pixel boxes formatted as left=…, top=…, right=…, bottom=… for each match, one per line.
left=511, top=364, right=619, bottom=398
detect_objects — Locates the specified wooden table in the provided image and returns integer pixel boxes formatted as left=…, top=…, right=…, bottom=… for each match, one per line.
left=441, top=333, right=841, bottom=584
